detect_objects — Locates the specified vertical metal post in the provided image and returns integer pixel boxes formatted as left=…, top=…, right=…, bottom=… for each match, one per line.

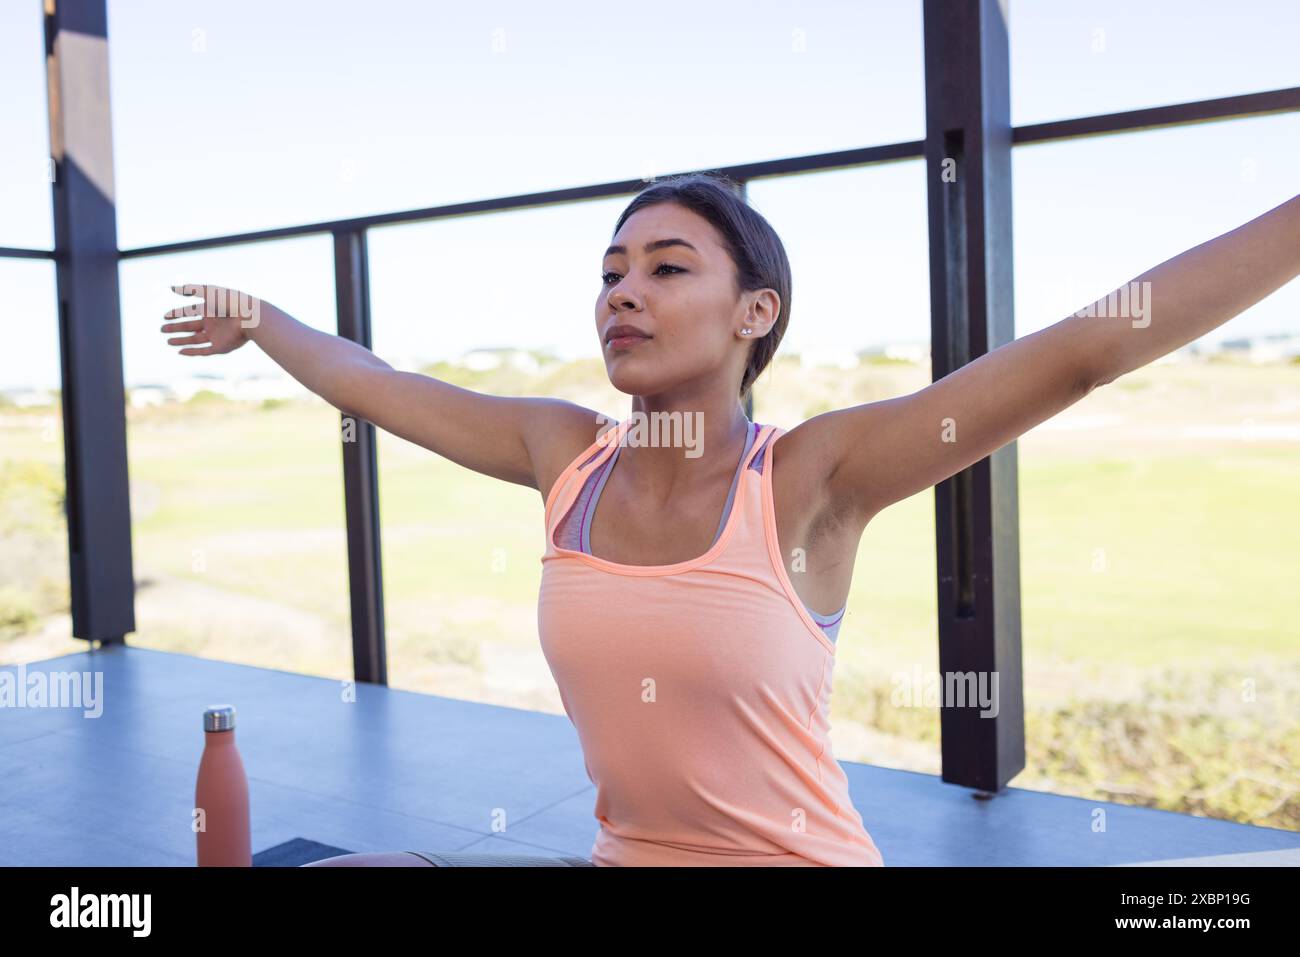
left=333, top=229, right=387, bottom=684
left=45, top=0, right=135, bottom=645
left=922, top=0, right=1024, bottom=790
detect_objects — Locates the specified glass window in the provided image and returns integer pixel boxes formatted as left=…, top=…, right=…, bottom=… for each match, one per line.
left=1010, top=0, right=1300, bottom=126
left=0, top=260, right=70, bottom=664
left=1012, top=115, right=1300, bottom=828
left=117, top=237, right=353, bottom=680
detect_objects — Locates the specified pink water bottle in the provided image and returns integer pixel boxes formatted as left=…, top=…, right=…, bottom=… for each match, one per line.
left=195, top=704, right=252, bottom=866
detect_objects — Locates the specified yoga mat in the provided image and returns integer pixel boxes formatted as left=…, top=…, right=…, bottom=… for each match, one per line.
left=252, top=837, right=353, bottom=867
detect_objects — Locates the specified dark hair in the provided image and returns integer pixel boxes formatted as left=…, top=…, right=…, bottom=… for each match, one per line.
left=610, top=172, right=791, bottom=402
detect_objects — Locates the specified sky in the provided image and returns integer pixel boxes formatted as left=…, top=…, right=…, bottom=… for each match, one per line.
left=1, top=0, right=1298, bottom=390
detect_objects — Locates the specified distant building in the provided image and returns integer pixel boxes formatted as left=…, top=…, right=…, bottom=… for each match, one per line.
left=127, top=385, right=169, bottom=407
left=1218, top=332, right=1300, bottom=363
left=1, top=388, right=57, bottom=408
left=123, top=373, right=309, bottom=405
left=883, top=342, right=929, bottom=363
left=460, top=348, right=541, bottom=373
left=798, top=346, right=861, bottom=370
left=854, top=342, right=930, bottom=364
left=223, top=375, right=309, bottom=402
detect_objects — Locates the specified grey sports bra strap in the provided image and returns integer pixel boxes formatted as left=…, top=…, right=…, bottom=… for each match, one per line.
left=584, top=420, right=757, bottom=551
left=711, top=420, right=757, bottom=542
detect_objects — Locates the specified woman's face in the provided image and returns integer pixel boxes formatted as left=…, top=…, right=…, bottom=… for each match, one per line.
left=596, top=202, right=752, bottom=398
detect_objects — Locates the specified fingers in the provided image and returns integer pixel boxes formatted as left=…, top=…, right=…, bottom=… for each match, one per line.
left=161, top=318, right=203, bottom=332
left=163, top=283, right=215, bottom=326
left=163, top=304, right=204, bottom=320
left=167, top=332, right=208, bottom=346
left=165, top=283, right=262, bottom=327
left=165, top=285, right=218, bottom=356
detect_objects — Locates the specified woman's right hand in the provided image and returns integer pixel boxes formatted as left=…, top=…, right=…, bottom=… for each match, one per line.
left=160, top=283, right=263, bottom=356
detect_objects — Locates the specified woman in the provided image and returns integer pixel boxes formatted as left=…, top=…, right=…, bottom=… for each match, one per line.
left=162, top=173, right=1300, bottom=866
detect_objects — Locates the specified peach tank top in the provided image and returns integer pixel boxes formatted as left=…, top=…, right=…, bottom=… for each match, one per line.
left=538, top=418, right=885, bottom=867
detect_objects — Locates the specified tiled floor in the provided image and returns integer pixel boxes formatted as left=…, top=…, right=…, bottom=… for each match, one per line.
left=2, top=645, right=1296, bottom=866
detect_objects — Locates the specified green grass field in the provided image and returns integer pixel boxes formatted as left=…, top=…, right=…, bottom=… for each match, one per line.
left=3, top=356, right=1297, bottom=828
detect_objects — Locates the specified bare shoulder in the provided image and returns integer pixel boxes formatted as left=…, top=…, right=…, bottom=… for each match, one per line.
left=519, top=398, right=614, bottom=508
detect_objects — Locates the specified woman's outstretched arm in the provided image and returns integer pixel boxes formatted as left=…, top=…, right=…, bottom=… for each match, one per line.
left=1073, top=193, right=1300, bottom=386
left=160, top=284, right=604, bottom=496
left=797, top=192, right=1300, bottom=525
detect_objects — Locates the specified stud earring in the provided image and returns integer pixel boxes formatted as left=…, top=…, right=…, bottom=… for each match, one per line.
left=742, top=328, right=752, bottom=336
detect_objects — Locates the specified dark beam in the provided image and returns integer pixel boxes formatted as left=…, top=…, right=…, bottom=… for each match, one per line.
left=0, top=246, right=56, bottom=260
left=45, top=0, right=135, bottom=645
left=922, top=0, right=1024, bottom=791
left=333, top=229, right=387, bottom=685
left=1013, top=86, right=1300, bottom=146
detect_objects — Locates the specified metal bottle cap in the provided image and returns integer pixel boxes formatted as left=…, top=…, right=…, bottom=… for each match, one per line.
left=203, top=705, right=236, bottom=732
